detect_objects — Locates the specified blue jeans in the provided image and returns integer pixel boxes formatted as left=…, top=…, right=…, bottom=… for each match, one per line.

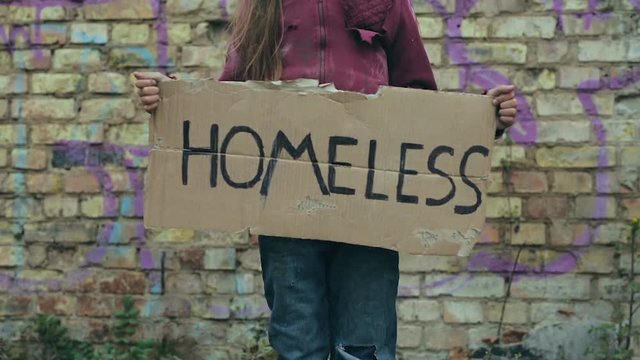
left=259, top=236, right=399, bottom=360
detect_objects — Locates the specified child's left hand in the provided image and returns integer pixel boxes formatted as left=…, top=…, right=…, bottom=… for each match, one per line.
left=487, top=85, right=518, bottom=130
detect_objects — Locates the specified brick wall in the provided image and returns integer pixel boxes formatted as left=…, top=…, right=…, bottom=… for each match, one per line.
left=0, top=0, right=639, bottom=358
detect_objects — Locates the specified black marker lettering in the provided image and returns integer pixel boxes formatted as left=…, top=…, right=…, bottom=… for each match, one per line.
left=455, top=145, right=489, bottom=215
left=220, top=126, right=265, bottom=189
left=365, top=140, right=388, bottom=201
left=397, top=143, right=423, bottom=204
left=260, top=131, right=329, bottom=197
left=182, top=120, right=191, bottom=185
left=210, top=124, right=219, bottom=188
left=328, top=136, right=357, bottom=195
left=426, top=145, right=456, bottom=207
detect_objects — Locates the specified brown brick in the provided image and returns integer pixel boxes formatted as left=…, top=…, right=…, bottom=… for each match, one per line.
left=166, top=273, right=203, bottom=294
left=526, top=197, right=569, bottom=219
left=622, top=198, right=640, bottom=220
left=0, top=296, right=32, bottom=316
left=77, top=296, right=114, bottom=317
left=63, top=270, right=98, bottom=293
left=178, top=248, right=205, bottom=270
left=509, top=171, right=548, bottom=193
left=99, top=272, right=146, bottom=294
left=64, top=169, right=101, bottom=193
left=37, top=295, right=76, bottom=315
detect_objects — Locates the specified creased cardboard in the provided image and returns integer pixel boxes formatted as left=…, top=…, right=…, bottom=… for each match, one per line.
left=145, top=79, right=497, bottom=256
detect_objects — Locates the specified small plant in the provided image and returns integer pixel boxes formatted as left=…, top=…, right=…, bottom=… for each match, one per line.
left=2, top=295, right=180, bottom=360
left=586, top=218, right=640, bottom=360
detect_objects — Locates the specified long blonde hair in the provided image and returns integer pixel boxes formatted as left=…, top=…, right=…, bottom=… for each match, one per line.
left=230, top=0, right=283, bottom=81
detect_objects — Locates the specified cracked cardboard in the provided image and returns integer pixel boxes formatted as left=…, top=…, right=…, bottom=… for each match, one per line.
left=145, top=79, right=496, bottom=256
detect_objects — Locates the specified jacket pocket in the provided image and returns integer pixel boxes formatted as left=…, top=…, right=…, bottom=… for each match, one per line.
left=343, top=0, right=393, bottom=33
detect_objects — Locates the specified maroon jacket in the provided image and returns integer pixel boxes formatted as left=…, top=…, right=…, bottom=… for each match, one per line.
left=219, top=0, right=438, bottom=94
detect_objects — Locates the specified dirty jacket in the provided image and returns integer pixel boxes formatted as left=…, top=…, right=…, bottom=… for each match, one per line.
left=219, top=0, right=438, bottom=94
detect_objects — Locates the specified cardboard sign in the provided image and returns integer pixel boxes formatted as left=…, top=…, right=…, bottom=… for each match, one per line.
left=145, top=79, right=496, bottom=256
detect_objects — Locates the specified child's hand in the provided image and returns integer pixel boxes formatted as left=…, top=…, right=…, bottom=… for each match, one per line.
left=133, top=72, right=172, bottom=113
left=487, top=85, right=518, bottom=130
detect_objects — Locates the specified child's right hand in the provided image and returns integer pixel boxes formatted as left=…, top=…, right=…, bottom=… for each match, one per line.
left=133, top=72, right=172, bottom=113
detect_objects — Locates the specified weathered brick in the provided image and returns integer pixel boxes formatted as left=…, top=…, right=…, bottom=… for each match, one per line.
left=14, top=97, right=76, bottom=120
left=205, top=273, right=236, bottom=295
left=531, top=301, right=612, bottom=323
left=578, top=40, right=627, bottom=62
left=536, top=121, right=591, bottom=143
left=15, top=270, right=61, bottom=292
left=101, top=247, right=137, bottom=269
left=88, top=72, right=129, bottom=94
left=0, top=296, right=32, bottom=317
left=31, top=124, right=103, bottom=144
left=509, top=171, right=548, bottom=193
left=463, top=43, right=527, bottom=64
left=536, top=92, right=613, bottom=116
left=0, top=246, right=24, bottom=266
left=0, top=74, right=28, bottom=94
left=79, top=99, right=135, bottom=123
left=574, top=196, right=617, bottom=219
left=400, top=254, right=463, bottom=272
left=80, top=0, right=155, bottom=20
left=167, top=0, right=204, bottom=14
left=11, top=149, right=47, bottom=170
left=80, top=196, right=114, bottom=218
left=71, top=23, right=108, bottom=44
left=526, top=197, right=569, bottom=219
left=417, top=17, right=444, bottom=38
left=26, top=173, right=62, bottom=193
left=31, top=73, right=83, bottom=94
left=491, top=16, right=556, bottom=38
left=510, top=275, right=591, bottom=299
left=551, top=171, right=592, bottom=193
left=111, top=23, right=150, bottom=45
left=486, top=197, right=522, bottom=218
left=235, top=273, right=254, bottom=295
left=491, top=146, right=526, bottom=168
left=26, top=245, right=47, bottom=268
left=622, top=198, right=640, bottom=219
left=424, top=274, right=504, bottom=298
left=443, top=301, right=483, bottom=323
left=557, top=66, right=601, bottom=89
left=398, top=325, right=423, bottom=348
left=488, top=171, right=503, bottom=194
left=561, top=15, right=625, bottom=36
left=577, top=247, right=615, bottom=274
left=204, top=248, right=237, bottom=270
left=536, top=147, right=616, bottom=168
left=510, top=223, right=546, bottom=245
left=182, top=46, right=226, bottom=67
left=40, top=6, right=67, bottom=21
left=106, top=124, right=148, bottom=145
left=37, top=295, right=76, bottom=315
left=398, top=274, right=421, bottom=297
left=168, top=23, right=192, bottom=44
left=458, top=18, right=491, bottom=38
left=537, top=41, right=568, bottom=63
left=166, top=273, right=203, bottom=294
left=602, top=121, right=638, bottom=142
left=43, top=195, right=79, bottom=218
left=109, top=47, right=177, bottom=68
left=0, top=100, right=7, bottom=119
left=8, top=6, right=37, bottom=23
left=512, top=68, right=556, bottom=92
left=433, top=68, right=461, bottom=91
left=424, top=324, right=467, bottom=350
left=549, top=221, right=586, bottom=246
left=398, top=299, right=441, bottom=322
left=151, top=228, right=196, bottom=243
left=52, top=49, right=102, bottom=71
left=597, top=278, right=628, bottom=301
left=30, top=23, right=67, bottom=45
left=486, top=301, right=528, bottom=324
left=231, top=295, right=270, bottom=319
left=77, top=296, right=114, bottom=317
left=23, top=222, right=93, bottom=243
left=98, top=271, right=145, bottom=294
left=63, top=271, right=98, bottom=293
left=424, top=43, right=442, bottom=66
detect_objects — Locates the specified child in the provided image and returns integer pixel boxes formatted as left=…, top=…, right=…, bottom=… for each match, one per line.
left=135, top=0, right=517, bottom=358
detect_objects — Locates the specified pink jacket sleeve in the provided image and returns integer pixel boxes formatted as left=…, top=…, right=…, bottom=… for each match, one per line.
left=383, top=0, right=438, bottom=90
